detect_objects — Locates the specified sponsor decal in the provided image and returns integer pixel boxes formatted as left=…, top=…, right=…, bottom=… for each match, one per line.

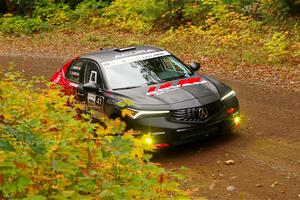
left=88, top=93, right=96, bottom=104
left=53, top=73, right=62, bottom=83
left=71, top=65, right=81, bottom=70
left=69, top=82, right=78, bottom=88
left=159, top=82, right=173, bottom=90
left=70, top=71, right=80, bottom=77
left=107, top=98, right=117, bottom=105
left=115, top=49, right=155, bottom=59
left=147, top=86, right=156, bottom=94
left=146, top=77, right=207, bottom=96
left=151, top=131, right=166, bottom=135
left=178, top=77, right=203, bottom=87
left=102, top=51, right=170, bottom=67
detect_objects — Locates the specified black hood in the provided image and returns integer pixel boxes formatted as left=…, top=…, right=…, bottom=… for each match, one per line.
left=112, top=76, right=220, bottom=110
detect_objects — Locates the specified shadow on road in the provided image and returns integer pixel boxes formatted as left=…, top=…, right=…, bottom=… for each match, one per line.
left=153, top=131, right=240, bottom=161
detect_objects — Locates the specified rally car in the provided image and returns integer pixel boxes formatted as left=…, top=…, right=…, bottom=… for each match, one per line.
left=51, top=46, right=240, bottom=147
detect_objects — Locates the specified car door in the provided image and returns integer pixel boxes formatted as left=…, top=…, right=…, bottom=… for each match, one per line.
left=80, top=59, right=105, bottom=119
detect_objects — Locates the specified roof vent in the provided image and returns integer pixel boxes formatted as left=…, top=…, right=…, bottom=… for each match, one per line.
left=114, top=47, right=136, bottom=52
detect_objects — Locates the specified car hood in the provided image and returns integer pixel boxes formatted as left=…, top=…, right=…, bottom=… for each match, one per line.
left=112, top=76, right=221, bottom=110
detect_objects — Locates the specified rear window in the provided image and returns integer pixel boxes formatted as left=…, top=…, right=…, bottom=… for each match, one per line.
left=65, top=61, right=84, bottom=83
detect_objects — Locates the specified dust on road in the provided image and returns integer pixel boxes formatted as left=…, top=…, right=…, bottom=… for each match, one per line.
left=1, top=55, right=299, bottom=200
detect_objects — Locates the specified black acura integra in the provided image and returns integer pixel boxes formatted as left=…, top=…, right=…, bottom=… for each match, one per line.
left=51, top=46, right=240, bottom=148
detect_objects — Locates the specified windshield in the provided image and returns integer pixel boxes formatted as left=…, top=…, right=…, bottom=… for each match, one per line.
left=104, top=55, right=193, bottom=90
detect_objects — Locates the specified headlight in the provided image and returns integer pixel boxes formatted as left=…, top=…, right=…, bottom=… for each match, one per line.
left=128, top=109, right=169, bottom=119
left=221, top=90, right=235, bottom=101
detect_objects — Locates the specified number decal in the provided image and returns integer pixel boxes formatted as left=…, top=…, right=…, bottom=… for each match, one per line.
left=87, top=93, right=104, bottom=108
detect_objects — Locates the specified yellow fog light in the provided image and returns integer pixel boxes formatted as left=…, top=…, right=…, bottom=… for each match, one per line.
left=143, top=135, right=153, bottom=145
left=145, top=137, right=153, bottom=144
left=234, top=116, right=240, bottom=124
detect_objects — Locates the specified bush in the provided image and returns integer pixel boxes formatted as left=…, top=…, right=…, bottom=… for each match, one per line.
left=264, top=31, right=288, bottom=62
left=33, top=3, right=71, bottom=26
left=0, top=13, right=46, bottom=33
left=0, top=1, right=109, bottom=33
left=73, top=0, right=110, bottom=23
left=159, top=8, right=300, bottom=67
left=101, top=0, right=168, bottom=32
left=0, top=3, right=72, bottom=34
left=0, top=69, right=188, bottom=199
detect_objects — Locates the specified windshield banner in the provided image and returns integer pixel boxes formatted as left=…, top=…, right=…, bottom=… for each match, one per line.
left=102, top=51, right=170, bottom=67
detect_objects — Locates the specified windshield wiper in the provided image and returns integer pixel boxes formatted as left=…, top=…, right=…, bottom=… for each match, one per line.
left=158, top=74, right=188, bottom=82
left=113, top=86, right=142, bottom=90
left=147, top=81, right=159, bottom=85
left=176, top=74, right=189, bottom=79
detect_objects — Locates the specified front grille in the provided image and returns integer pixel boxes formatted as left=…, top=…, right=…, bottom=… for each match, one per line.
left=169, top=101, right=221, bottom=122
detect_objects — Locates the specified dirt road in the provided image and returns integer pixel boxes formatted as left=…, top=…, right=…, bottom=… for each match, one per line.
left=1, top=55, right=299, bottom=200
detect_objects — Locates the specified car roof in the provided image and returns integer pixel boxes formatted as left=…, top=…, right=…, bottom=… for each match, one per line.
left=80, top=45, right=166, bottom=63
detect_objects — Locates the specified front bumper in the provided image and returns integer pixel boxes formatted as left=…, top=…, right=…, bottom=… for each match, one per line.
left=126, top=97, right=240, bottom=147
left=141, top=113, right=239, bottom=146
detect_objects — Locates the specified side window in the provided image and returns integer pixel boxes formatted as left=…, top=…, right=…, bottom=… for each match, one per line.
left=162, top=56, right=185, bottom=73
left=162, top=57, right=174, bottom=70
left=65, top=60, right=84, bottom=83
left=84, top=61, right=102, bottom=85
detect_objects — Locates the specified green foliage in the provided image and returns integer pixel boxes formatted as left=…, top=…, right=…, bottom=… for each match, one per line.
left=0, top=0, right=110, bottom=33
left=0, top=13, right=46, bottom=33
left=0, top=69, right=188, bottom=199
left=1, top=0, right=300, bottom=34
left=33, top=3, right=71, bottom=26
left=101, top=0, right=168, bottom=32
left=0, top=3, right=72, bottom=33
left=158, top=8, right=296, bottom=67
left=73, top=0, right=110, bottom=22
left=264, top=31, right=288, bottom=62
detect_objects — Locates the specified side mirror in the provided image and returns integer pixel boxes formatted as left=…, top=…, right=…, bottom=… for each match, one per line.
left=189, top=62, right=201, bottom=72
left=83, top=82, right=98, bottom=92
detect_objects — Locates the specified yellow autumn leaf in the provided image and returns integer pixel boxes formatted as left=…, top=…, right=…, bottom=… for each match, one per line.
left=50, top=145, right=59, bottom=151
left=76, top=160, right=86, bottom=168
left=121, top=108, right=132, bottom=118
left=28, top=185, right=41, bottom=195
left=3, top=113, right=13, bottom=121
left=124, top=129, right=140, bottom=136
left=128, top=189, right=141, bottom=196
